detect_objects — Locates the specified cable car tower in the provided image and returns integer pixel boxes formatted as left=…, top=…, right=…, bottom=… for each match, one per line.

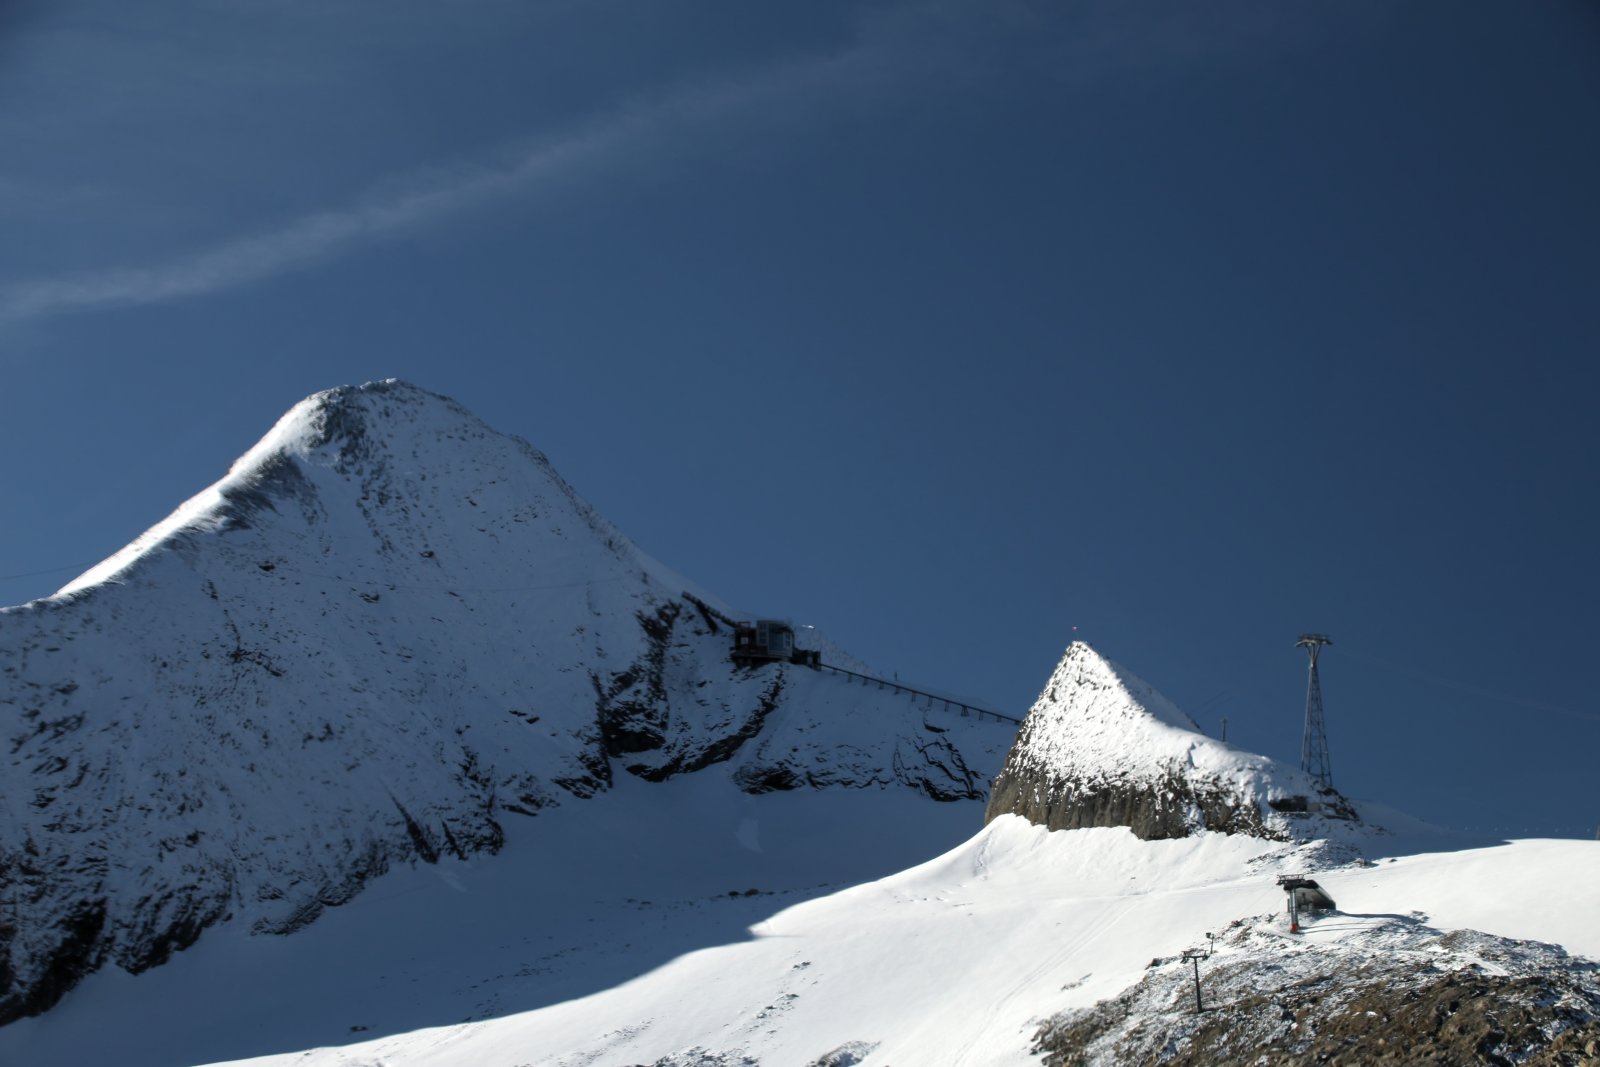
left=1297, top=633, right=1333, bottom=790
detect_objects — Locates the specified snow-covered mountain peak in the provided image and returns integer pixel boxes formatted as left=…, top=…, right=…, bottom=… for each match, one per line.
left=242, top=378, right=564, bottom=493
left=56, top=379, right=673, bottom=602
left=986, top=641, right=1356, bottom=841
left=1030, top=640, right=1201, bottom=739
left=1018, top=641, right=1273, bottom=788
left=1, top=381, right=1012, bottom=1026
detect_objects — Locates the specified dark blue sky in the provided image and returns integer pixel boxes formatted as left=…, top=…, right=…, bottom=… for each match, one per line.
left=3, top=1, right=1597, bottom=836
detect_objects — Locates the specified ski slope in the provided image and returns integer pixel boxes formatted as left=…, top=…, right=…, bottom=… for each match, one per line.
left=5, top=774, right=1595, bottom=1067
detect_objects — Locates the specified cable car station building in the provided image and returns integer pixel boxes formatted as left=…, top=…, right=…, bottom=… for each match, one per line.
left=731, top=620, right=820, bottom=669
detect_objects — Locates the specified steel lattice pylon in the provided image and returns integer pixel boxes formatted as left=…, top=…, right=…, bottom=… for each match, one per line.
left=1296, top=634, right=1333, bottom=790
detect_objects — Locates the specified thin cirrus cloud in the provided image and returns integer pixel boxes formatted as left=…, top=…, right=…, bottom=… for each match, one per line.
left=0, top=46, right=876, bottom=325
left=0, top=3, right=1283, bottom=326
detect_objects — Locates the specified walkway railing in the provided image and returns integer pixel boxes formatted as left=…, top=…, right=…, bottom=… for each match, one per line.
left=815, top=663, right=1022, bottom=725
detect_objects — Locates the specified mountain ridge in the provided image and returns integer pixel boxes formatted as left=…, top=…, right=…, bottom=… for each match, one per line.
left=0, top=380, right=1008, bottom=1024
left=3, top=384, right=1595, bottom=1067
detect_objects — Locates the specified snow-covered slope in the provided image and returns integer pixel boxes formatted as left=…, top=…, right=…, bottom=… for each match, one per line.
left=986, top=642, right=1356, bottom=840
left=6, top=550, right=1593, bottom=1067
left=8, top=787, right=1593, bottom=1067
left=0, top=380, right=1012, bottom=1025
left=7, top=385, right=1594, bottom=1067
left=213, top=824, right=1600, bottom=1067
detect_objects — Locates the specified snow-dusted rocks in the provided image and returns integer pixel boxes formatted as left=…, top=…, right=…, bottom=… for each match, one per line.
left=985, top=642, right=1355, bottom=840
left=1034, top=912, right=1600, bottom=1066
left=0, top=380, right=999, bottom=1025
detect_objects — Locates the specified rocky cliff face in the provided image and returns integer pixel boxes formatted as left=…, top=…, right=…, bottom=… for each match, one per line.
left=985, top=642, right=1355, bottom=841
left=0, top=380, right=1002, bottom=1025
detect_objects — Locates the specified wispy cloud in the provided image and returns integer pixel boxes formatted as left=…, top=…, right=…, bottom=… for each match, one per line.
left=0, top=1, right=1306, bottom=325
left=0, top=47, right=874, bottom=324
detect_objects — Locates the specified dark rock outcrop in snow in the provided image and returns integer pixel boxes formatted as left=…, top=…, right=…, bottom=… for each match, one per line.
left=1035, top=914, right=1600, bottom=1067
left=0, top=380, right=1002, bottom=1025
left=985, top=642, right=1356, bottom=841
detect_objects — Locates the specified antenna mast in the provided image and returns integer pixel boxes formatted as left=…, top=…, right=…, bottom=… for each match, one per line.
left=1296, top=633, right=1333, bottom=790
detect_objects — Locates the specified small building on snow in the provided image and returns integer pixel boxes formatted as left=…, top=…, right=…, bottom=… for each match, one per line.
left=732, top=620, right=820, bottom=669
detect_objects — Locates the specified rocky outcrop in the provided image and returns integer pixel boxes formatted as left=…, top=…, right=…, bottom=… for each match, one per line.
left=985, top=642, right=1355, bottom=841
left=987, top=766, right=1278, bottom=840
left=1035, top=914, right=1600, bottom=1066
left=0, top=380, right=999, bottom=1025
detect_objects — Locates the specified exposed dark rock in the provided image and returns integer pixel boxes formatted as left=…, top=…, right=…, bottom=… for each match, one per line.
left=987, top=768, right=1279, bottom=840
left=894, top=736, right=983, bottom=802
left=1036, top=917, right=1600, bottom=1067
left=732, top=764, right=804, bottom=794
left=392, top=799, right=439, bottom=865
left=1, top=898, right=107, bottom=1025
left=808, top=1041, right=880, bottom=1067
left=118, top=881, right=233, bottom=975
left=595, top=603, right=682, bottom=757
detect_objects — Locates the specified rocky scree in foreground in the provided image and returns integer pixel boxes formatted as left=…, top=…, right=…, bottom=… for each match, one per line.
left=1036, top=912, right=1600, bottom=1067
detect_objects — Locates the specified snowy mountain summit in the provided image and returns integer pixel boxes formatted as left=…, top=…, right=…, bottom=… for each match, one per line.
left=0, top=380, right=1003, bottom=1025
left=986, top=641, right=1356, bottom=840
left=4, top=392, right=1596, bottom=1067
